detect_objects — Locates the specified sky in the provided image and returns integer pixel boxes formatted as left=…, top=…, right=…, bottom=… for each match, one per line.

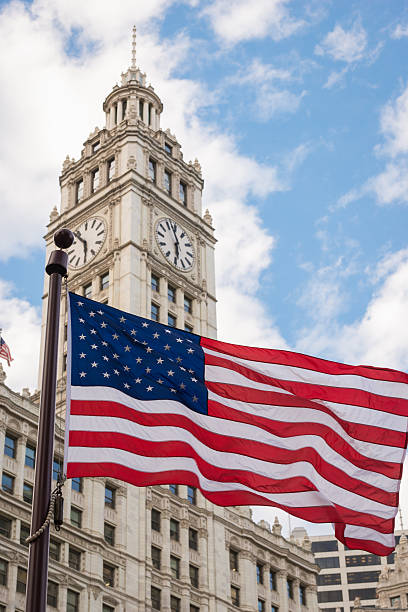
left=1, top=0, right=408, bottom=539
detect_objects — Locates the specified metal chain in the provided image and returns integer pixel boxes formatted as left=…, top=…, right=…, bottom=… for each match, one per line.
left=25, top=486, right=59, bottom=544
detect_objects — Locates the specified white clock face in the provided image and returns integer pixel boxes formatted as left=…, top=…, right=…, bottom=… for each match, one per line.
left=68, top=217, right=106, bottom=269
left=155, top=218, right=195, bottom=271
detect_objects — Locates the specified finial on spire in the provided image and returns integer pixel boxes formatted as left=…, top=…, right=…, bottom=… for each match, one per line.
left=131, top=25, right=137, bottom=70
left=399, top=506, right=405, bottom=532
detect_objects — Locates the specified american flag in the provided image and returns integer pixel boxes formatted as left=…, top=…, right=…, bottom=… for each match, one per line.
left=64, top=292, right=408, bottom=555
left=0, top=335, right=13, bottom=366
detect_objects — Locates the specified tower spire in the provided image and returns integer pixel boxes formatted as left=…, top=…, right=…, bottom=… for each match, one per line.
left=131, top=25, right=137, bottom=70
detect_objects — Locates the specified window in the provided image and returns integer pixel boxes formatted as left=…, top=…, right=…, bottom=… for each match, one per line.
left=83, top=283, right=92, bottom=299
left=184, top=296, right=192, bottom=313
left=168, top=313, right=176, bottom=327
left=229, top=548, right=239, bottom=571
left=149, top=159, right=157, bottom=182
left=345, top=553, right=381, bottom=566
left=270, top=570, right=276, bottom=590
left=122, top=98, right=127, bottom=118
left=164, top=170, right=172, bottom=194
left=52, top=457, right=61, bottom=481
left=231, top=586, right=240, bottom=607
left=23, top=482, right=33, bottom=504
left=114, top=104, right=118, bottom=124
left=151, top=586, right=161, bottom=610
left=317, top=591, right=343, bottom=603
left=16, top=567, right=26, bottom=593
left=69, top=547, right=81, bottom=571
left=171, top=596, right=180, bottom=612
left=179, top=181, right=187, bottom=205
left=271, top=607, right=279, bottom=612
left=190, top=606, right=199, bottom=612
left=316, top=556, right=340, bottom=569
left=151, top=302, right=160, bottom=322
left=70, top=507, right=82, bottom=528
left=25, top=444, right=35, bottom=468
left=311, top=540, right=338, bottom=553
left=103, top=605, right=115, bottom=612
left=49, top=539, right=60, bottom=561
left=151, top=509, right=161, bottom=532
left=391, top=596, right=401, bottom=607
left=104, top=522, right=115, bottom=546
left=91, top=167, right=99, bottom=192
left=0, top=559, right=7, bottom=586
left=170, top=519, right=180, bottom=541
left=92, top=140, right=100, bottom=153
left=67, top=589, right=79, bottom=612
left=169, top=484, right=179, bottom=495
left=152, top=546, right=161, bottom=570
left=4, top=434, right=16, bottom=458
left=0, top=515, right=11, bottom=538
left=317, top=573, right=341, bottom=586
left=185, top=323, right=193, bottom=333
left=256, top=562, right=264, bottom=584
left=100, top=272, right=109, bottom=291
left=348, top=588, right=377, bottom=601
left=165, top=142, right=172, bottom=155
left=168, top=285, right=176, bottom=302
left=347, top=570, right=380, bottom=583
left=107, top=157, right=115, bottom=181
left=105, top=484, right=116, bottom=507
left=72, top=477, right=82, bottom=493
left=76, top=179, right=83, bottom=203
left=103, top=563, right=115, bottom=587
left=187, top=486, right=197, bottom=505
left=148, top=103, right=152, bottom=125
left=190, top=564, right=199, bottom=588
left=139, top=99, right=144, bottom=119
left=170, top=555, right=180, bottom=579
left=287, top=579, right=293, bottom=599
left=257, top=600, right=265, bottom=612
left=2, top=473, right=14, bottom=494
left=299, top=585, right=307, bottom=606
left=47, top=580, right=58, bottom=608
left=151, top=274, right=159, bottom=292
left=189, top=528, right=198, bottom=551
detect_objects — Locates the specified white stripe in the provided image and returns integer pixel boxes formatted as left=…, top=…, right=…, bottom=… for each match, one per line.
left=206, top=364, right=408, bottom=433
left=71, top=385, right=400, bottom=493
left=207, top=389, right=406, bottom=465
left=204, top=346, right=408, bottom=400
left=344, top=524, right=394, bottom=548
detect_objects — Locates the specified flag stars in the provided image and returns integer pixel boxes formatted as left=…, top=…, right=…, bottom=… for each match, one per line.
left=89, top=311, right=95, bottom=317
left=153, top=332, right=160, bottom=339
left=187, top=348, right=194, bottom=354
left=103, top=372, right=110, bottom=378
left=79, top=352, right=86, bottom=358
left=157, top=378, right=163, bottom=384
left=142, top=322, right=149, bottom=328
left=102, top=341, right=108, bottom=347
left=146, top=385, right=153, bottom=391
left=179, top=383, right=186, bottom=390
left=192, top=396, right=198, bottom=402
left=120, top=316, right=126, bottom=323
left=130, top=329, right=137, bottom=336
left=79, top=371, right=86, bottom=378
left=191, top=377, right=198, bottom=382
left=91, top=362, right=98, bottom=368
left=171, top=388, right=177, bottom=393
left=79, top=334, right=86, bottom=340
left=124, top=365, right=130, bottom=372
left=176, top=338, right=183, bottom=343
left=124, top=345, right=131, bottom=352
left=168, top=370, right=174, bottom=377
left=165, top=329, right=171, bottom=334
left=97, top=310, right=103, bottom=315
left=114, top=369, right=120, bottom=375
left=91, top=344, right=98, bottom=350
left=113, top=353, right=119, bottom=359
left=146, top=367, right=151, bottom=374
left=124, top=382, right=130, bottom=389
left=146, top=347, right=152, bottom=353
left=136, top=357, right=142, bottom=364
left=103, top=356, right=109, bottom=361
left=164, top=344, right=170, bottom=351
left=101, top=321, right=107, bottom=328
left=90, top=329, right=97, bottom=335
left=77, top=301, right=84, bottom=307
left=135, top=378, right=142, bottom=384
left=79, top=318, right=85, bottom=323
left=176, top=357, right=182, bottom=363
left=157, top=357, right=164, bottom=364
left=112, top=333, right=119, bottom=340
left=188, top=369, right=194, bottom=374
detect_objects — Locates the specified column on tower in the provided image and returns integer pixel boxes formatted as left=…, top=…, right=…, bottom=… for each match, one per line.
left=143, top=100, right=149, bottom=125
left=15, top=434, right=27, bottom=500
left=150, top=106, right=156, bottom=129
left=110, top=105, right=115, bottom=129
left=277, top=570, right=289, bottom=612
left=117, top=100, right=123, bottom=123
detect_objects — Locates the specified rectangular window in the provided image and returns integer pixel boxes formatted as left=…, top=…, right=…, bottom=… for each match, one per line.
left=348, top=588, right=377, bottom=601
left=170, top=518, right=180, bottom=541
left=151, top=274, right=159, bottom=292
left=122, top=99, right=127, bottom=118
left=231, top=586, right=240, bottom=607
left=187, top=486, right=197, bottom=505
left=184, top=296, right=192, bottom=313
left=391, top=596, right=401, bottom=607
left=91, top=167, right=99, bottom=192
left=23, top=482, right=33, bottom=504
left=92, top=141, right=100, bottom=153
left=299, top=585, right=307, bottom=606
left=190, top=564, right=199, bottom=588
left=105, top=484, right=116, bottom=508
left=114, top=104, right=118, bottom=124
left=107, top=157, right=115, bottom=181
left=83, top=283, right=92, bottom=299
left=100, top=272, right=109, bottom=291
left=0, top=559, right=7, bottom=586
left=189, top=528, right=198, bottom=551
left=103, top=605, right=115, bottom=612
left=151, top=508, right=161, bottom=532
left=0, top=515, right=11, bottom=538
left=256, top=562, right=264, bottom=584
left=152, top=546, right=161, bottom=570
left=47, top=580, right=58, bottom=608
left=316, top=556, right=340, bottom=569
left=2, top=473, right=14, bottom=494
left=104, top=522, right=115, bottom=546
left=270, top=570, right=276, bottom=590
left=170, top=555, right=180, bottom=579
left=317, top=590, right=343, bottom=604
left=271, top=607, right=279, bottom=612
left=76, top=179, right=83, bottom=203
left=4, top=434, right=16, bottom=458
left=151, top=302, right=160, bottom=322
left=190, top=606, right=199, bottom=612
left=317, top=573, right=341, bottom=586
left=49, top=539, right=60, bottom=561
left=168, top=285, right=176, bottom=302
left=70, top=507, right=82, bottom=528
left=171, top=596, right=180, bottom=612
left=168, top=313, right=176, bottom=327
left=149, top=159, right=157, bottom=183
left=347, top=570, right=380, bottom=583
left=311, top=540, right=338, bottom=553
left=67, top=589, right=79, bottom=612
left=71, top=477, right=82, bottom=493
left=287, top=579, right=293, bottom=599
left=345, top=553, right=381, bottom=566
left=165, top=142, right=172, bottom=155
left=16, top=567, right=26, bottom=593
left=52, top=457, right=61, bottom=481
left=69, top=547, right=81, bottom=571
left=257, top=600, right=265, bottom=612
left=20, top=523, right=30, bottom=546
left=25, top=443, right=35, bottom=468
left=151, top=586, right=161, bottom=610
left=103, top=563, right=115, bottom=587
left=169, top=484, right=178, bottom=495
left=184, top=323, right=193, bottom=333
left=230, top=549, right=239, bottom=572
left=164, top=170, right=172, bottom=194
left=179, top=181, right=187, bottom=205
left=139, top=99, right=144, bottom=118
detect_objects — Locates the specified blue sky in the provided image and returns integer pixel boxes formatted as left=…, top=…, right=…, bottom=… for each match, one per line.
left=1, top=0, right=408, bottom=536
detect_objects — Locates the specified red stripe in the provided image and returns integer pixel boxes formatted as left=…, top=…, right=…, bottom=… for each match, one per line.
left=334, top=523, right=395, bottom=556
left=65, top=460, right=395, bottom=536
left=205, top=352, right=408, bottom=417
left=69, top=401, right=398, bottom=507
left=201, top=337, right=408, bottom=385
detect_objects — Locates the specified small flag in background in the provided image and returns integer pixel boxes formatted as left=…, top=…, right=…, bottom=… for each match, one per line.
left=64, top=292, right=408, bottom=556
left=0, top=334, right=13, bottom=366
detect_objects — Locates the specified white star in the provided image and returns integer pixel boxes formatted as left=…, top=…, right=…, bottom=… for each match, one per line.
left=142, top=322, right=149, bottom=328
left=89, top=311, right=95, bottom=317
left=165, top=329, right=171, bottom=334
left=164, top=344, right=170, bottom=351
left=102, top=341, right=108, bottom=347
left=90, top=329, right=97, bottom=335
left=180, top=383, right=186, bottom=390
left=91, top=344, right=98, bottom=350
left=103, top=372, right=110, bottom=378
left=124, top=345, right=131, bottom=352
left=112, top=353, right=119, bottom=359
left=112, top=333, right=119, bottom=340
left=170, top=388, right=177, bottom=393
left=191, top=377, right=198, bottom=382
left=176, top=338, right=183, bottom=343
left=146, top=346, right=152, bottom=353
left=180, top=366, right=186, bottom=371
left=79, top=318, right=85, bottom=323
left=103, top=356, right=109, bottom=361
left=167, top=370, right=174, bottom=376
left=101, top=321, right=107, bottom=328
left=124, top=382, right=130, bottom=389
left=97, top=310, right=103, bottom=315
left=130, top=329, right=137, bottom=336
left=188, top=369, right=194, bottom=374
left=176, top=357, right=182, bottom=363
left=79, top=352, right=86, bottom=358
left=79, top=334, right=86, bottom=340
left=192, top=395, right=198, bottom=402
left=114, top=369, right=120, bottom=375
left=77, top=301, right=83, bottom=306
left=187, top=348, right=194, bottom=354
left=135, top=378, right=142, bottom=383
left=157, top=357, right=164, bottom=364
left=157, top=378, right=163, bottom=384
left=153, top=332, right=160, bottom=339
left=136, top=357, right=142, bottom=364
left=91, top=362, right=98, bottom=368
left=120, top=316, right=126, bottom=323
left=79, top=371, right=86, bottom=378
left=146, top=385, right=153, bottom=391
left=145, top=367, right=151, bottom=374
left=124, top=365, right=130, bottom=372
left=142, top=341, right=147, bottom=346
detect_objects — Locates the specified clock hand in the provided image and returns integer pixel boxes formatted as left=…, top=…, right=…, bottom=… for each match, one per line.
left=74, top=230, right=86, bottom=245
left=171, top=223, right=180, bottom=257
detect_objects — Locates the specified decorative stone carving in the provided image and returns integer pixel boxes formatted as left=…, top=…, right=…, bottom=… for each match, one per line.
left=272, top=516, right=282, bottom=536
left=127, top=155, right=137, bottom=169
left=203, top=209, right=212, bottom=226
left=193, top=158, right=202, bottom=174
left=0, top=364, right=6, bottom=383
left=49, top=206, right=59, bottom=223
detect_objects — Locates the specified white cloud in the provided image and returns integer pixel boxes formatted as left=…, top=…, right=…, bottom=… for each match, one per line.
left=392, top=23, right=408, bottom=39
left=315, top=20, right=367, bottom=63
left=380, top=83, right=408, bottom=157
left=202, top=0, right=304, bottom=45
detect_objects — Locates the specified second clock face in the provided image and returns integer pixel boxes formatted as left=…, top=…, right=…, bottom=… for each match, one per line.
left=155, top=218, right=195, bottom=271
left=68, top=217, right=106, bottom=269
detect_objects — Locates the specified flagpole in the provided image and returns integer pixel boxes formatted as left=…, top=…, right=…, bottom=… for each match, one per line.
left=25, top=228, right=73, bottom=612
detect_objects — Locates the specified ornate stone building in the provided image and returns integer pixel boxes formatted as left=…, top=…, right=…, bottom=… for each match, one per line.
left=0, top=32, right=319, bottom=612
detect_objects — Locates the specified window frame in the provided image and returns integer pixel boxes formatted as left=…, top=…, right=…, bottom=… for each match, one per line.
left=100, top=272, right=110, bottom=291
left=23, top=482, right=33, bottom=504
left=1, top=472, right=14, bottom=494
left=0, top=558, right=7, bottom=586
left=189, top=528, right=198, bottom=551
left=151, top=545, right=161, bottom=570
left=4, top=433, right=16, bottom=458
left=189, top=564, right=199, bottom=588
left=25, top=443, right=36, bottom=469
left=68, top=546, right=81, bottom=571
left=179, top=181, right=187, bottom=206
left=75, top=179, right=84, bottom=204
left=107, top=157, right=115, bottom=182
left=231, top=585, right=240, bottom=607
left=16, top=566, right=27, bottom=594
left=70, top=506, right=82, bottom=529
left=151, top=302, right=160, bottom=322
left=170, top=518, right=180, bottom=541
left=170, top=555, right=180, bottom=580
left=164, top=169, right=172, bottom=195
left=151, top=586, right=161, bottom=611
left=47, top=579, right=59, bottom=608
left=187, top=486, right=197, bottom=505
left=0, top=515, right=12, bottom=538
left=149, top=158, right=157, bottom=183
left=104, top=522, right=115, bottom=546
left=151, top=508, right=161, bottom=532
left=103, top=562, right=115, bottom=587
left=91, top=167, right=100, bottom=193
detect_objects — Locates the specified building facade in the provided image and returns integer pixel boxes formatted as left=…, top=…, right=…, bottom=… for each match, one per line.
left=0, top=36, right=319, bottom=612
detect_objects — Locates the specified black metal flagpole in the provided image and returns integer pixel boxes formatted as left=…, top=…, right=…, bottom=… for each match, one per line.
left=25, top=228, right=73, bottom=612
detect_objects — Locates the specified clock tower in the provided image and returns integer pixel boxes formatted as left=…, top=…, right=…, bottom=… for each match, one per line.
left=39, top=29, right=217, bottom=391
